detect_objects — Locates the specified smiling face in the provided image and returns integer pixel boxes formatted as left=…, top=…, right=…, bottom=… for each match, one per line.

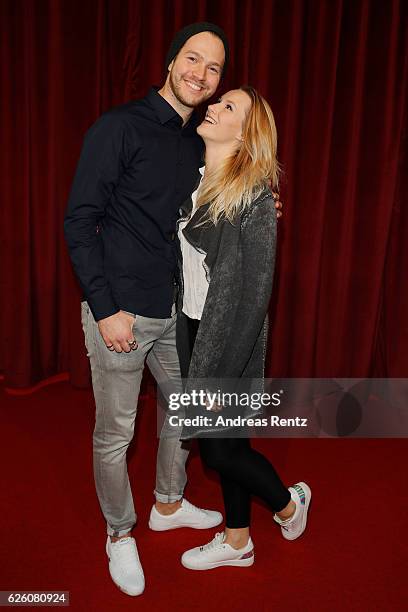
left=197, top=89, right=252, bottom=148
left=167, top=32, right=225, bottom=108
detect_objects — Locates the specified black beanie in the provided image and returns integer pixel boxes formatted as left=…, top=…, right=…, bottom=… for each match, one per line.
left=165, top=22, right=229, bottom=77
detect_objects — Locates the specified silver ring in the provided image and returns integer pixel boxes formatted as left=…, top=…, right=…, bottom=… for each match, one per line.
left=128, top=340, right=137, bottom=347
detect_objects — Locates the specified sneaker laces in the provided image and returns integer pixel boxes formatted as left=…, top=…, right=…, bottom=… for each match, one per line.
left=274, top=509, right=298, bottom=530
left=182, top=499, right=206, bottom=515
left=281, top=522, right=294, bottom=532
left=199, top=532, right=225, bottom=553
left=111, top=538, right=141, bottom=574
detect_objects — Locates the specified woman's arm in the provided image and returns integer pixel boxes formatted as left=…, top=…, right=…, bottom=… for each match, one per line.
left=214, top=195, right=277, bottom=378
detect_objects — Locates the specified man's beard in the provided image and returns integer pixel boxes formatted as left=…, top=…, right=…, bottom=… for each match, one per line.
left=170, top=70, right=208, bottom=108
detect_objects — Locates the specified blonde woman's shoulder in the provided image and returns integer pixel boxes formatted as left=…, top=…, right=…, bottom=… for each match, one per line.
left=241, top=188, right=276, bottom=227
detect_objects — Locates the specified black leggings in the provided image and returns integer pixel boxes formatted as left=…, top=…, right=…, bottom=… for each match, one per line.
left=177, top=312, right=291, bottom=528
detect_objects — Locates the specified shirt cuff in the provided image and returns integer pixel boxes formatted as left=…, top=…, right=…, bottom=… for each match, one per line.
left=86, top=293, right=120, bottom=322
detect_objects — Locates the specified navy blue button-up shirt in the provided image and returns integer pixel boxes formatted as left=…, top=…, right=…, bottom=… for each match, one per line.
left=64, top=88, right=204, bottom=321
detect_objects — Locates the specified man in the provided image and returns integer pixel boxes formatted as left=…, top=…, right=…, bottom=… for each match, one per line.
left=64, top=22, right=281, bottom=597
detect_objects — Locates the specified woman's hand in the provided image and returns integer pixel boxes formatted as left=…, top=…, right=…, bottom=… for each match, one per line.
left=204, top=396, right=223, bottom=412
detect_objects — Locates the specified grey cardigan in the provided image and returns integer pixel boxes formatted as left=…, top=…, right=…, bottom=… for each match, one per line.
left=177, top=187, right=277, bottom=437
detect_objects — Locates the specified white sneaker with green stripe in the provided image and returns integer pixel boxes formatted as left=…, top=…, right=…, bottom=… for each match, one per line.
left=273, top=482, right=311, bottom=541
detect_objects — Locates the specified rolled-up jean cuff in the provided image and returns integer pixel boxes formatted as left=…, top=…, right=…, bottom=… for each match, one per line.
left=154, top=490, right=183, bottom=503
left=106, top=524, right=133, bottom=537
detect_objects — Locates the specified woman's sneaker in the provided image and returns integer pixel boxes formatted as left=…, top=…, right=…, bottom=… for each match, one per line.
left=181, top=532, right=254, bottom=570
left=273, top=482, right=312, bottom=541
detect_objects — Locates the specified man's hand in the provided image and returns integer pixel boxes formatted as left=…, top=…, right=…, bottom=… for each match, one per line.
left=272, top=191, right=283, bottom=219
left=98, top=311, right=137, bottom=353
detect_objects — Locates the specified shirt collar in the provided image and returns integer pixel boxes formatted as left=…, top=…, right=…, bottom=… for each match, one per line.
left=147, top=87, right=200, bottom=131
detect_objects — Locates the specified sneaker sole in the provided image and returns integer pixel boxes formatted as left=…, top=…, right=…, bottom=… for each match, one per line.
left=181, top=555, right=255, bottom=570
left=109, top=572, right=145, bottom=596
left=282, top=481, right=312, bottom=541
left=148, top=519, right=223, bottom=531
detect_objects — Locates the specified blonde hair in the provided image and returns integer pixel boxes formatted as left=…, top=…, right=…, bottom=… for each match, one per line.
left=196, top=86, right=280, bottom=224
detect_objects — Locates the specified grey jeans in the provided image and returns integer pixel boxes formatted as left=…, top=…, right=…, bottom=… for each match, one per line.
left=81, top=301, right=190, bottom=537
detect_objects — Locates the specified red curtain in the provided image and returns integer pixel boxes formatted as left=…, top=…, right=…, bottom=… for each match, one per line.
left=0, top=0, right=407, bottom=388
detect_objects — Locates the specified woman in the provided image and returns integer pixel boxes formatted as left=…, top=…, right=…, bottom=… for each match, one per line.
left=176, top=86, right=311, bottom=570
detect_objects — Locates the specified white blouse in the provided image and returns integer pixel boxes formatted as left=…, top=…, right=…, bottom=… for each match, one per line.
left=178, top=167, right=209, bottom=320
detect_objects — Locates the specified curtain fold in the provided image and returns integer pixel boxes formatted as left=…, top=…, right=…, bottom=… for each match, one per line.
left=0, top=0, right=406, bottom=388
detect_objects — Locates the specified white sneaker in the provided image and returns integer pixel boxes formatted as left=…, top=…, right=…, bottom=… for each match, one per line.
left=273, top=481, right=312, bottom=541
left=148, top=498, right=223, bottom=531
left=181, top=532, right=254, bottom=570
left=106, top=536, right=145, bottom=596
